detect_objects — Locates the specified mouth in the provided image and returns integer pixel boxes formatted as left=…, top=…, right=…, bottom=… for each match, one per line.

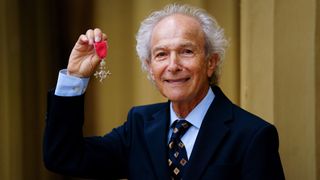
left=164, top=77, right=190, bottom=84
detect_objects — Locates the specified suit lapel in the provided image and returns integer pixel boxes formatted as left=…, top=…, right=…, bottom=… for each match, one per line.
left=144, top=104, right=171, bottom=180
left=183, top=86, right=233, bottom=180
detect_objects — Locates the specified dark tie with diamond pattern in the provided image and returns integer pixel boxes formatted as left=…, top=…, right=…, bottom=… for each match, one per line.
left=168, top=120, right=191, bottom=180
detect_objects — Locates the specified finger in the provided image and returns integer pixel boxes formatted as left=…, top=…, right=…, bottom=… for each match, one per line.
left=73, top=34, right=89, bottom=51
left=78, top=34, right=88, bottom=45
left=86, top=29, right=94, bottom=45
left=94, top=28, right=102, bottom=42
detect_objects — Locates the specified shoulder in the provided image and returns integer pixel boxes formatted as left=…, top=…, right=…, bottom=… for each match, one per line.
left=212, top=86, right=273, bottom=130
left=118, top=102, right=169, bottom=136
left=127, top=102, right=169, bottom=118
left=226, top=104, right=279, bottom=150
left=231, top=105, right=272, bottom=130
left=211, top=86, right=277, bottom=142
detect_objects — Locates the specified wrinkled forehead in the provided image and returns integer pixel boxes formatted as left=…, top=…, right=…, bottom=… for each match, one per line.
left=150, top=14, right=205, bottom=48
left=152, top=14, right=203, bottom=36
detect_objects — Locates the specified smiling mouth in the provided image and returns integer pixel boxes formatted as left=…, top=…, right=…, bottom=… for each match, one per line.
left=165, top=77, right=190, bottom=83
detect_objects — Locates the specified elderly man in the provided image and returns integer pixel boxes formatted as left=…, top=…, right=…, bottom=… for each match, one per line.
left=44, top=4, right=285, bottom=180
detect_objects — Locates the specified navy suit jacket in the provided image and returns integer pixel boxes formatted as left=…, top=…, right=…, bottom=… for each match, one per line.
left=44, top=86, right=285, bottom=179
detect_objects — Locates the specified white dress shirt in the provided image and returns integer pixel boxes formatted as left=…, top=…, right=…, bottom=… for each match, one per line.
left=168, top=88, right=214, bottom=159
left=54, top=69, right=89, bottom=96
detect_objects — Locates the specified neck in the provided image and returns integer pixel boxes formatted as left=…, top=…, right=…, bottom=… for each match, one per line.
left=172, top=86, right=210, bottom=118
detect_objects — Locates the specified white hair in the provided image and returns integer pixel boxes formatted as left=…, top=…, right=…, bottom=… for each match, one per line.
left=136, top=3, right=228, bottom=84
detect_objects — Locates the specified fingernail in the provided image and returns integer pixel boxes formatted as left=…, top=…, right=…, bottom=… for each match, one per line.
left=95, top=36, right=101, bottom=42
left=82, top=36, right=88, bottom=42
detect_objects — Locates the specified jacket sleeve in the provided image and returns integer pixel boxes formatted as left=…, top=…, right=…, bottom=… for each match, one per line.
left=43, top=91, right=129, bottom=179
left=241, top=124, right=285, bottom=180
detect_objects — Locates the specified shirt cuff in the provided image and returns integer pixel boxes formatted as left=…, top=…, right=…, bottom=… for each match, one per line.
left=54, top=69, right=90, bottom=96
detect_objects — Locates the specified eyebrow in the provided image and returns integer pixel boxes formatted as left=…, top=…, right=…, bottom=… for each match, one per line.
left=152, top=42, right=197, bottom=53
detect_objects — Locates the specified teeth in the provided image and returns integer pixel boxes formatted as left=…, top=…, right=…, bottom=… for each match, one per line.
left=167, top=78, right=189, bottom=83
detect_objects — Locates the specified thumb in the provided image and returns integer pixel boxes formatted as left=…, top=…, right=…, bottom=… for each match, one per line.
left=91, top=54, right=101, bottom=68
left=85, top=54, right=101, bottom=75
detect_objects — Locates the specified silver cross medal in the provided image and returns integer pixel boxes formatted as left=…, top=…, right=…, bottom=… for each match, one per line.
left=94, top=41, right=111, bottom=82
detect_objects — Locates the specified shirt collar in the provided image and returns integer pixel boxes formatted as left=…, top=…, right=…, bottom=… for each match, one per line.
left=170, top=88, right=215, bottom=129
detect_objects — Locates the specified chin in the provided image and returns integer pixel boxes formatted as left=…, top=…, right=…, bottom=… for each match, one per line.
left=165, top=93, right=189, bottom=103
left=159, top=87, right=191, bottom=101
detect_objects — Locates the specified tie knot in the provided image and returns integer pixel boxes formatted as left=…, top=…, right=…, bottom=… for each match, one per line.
left=171, top=120, right=191, bottom=139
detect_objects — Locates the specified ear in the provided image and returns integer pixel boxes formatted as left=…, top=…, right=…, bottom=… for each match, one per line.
left=207, top=53, right=218, bottom=78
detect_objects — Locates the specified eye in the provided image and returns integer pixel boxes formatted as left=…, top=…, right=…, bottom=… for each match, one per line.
left=156, top=52, right=167, bottom=57
left=153, top=51, right=168, bottom=61
left=181, top=49, right=194, bottom=56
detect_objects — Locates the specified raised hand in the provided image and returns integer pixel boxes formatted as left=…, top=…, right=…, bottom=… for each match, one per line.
left=67, top=28, right=107, bottom=78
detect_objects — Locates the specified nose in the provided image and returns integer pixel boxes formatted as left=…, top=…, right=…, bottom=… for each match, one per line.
left=167, top=52, right=182, bottom=73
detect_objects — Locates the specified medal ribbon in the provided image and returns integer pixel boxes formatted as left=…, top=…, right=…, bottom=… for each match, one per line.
left=94, top=41, right=108, bottom=59
left=93, top=40, right=111, bottom=82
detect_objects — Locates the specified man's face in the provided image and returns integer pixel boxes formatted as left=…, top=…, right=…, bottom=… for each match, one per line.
left=148, top=14, right=216, bottom=105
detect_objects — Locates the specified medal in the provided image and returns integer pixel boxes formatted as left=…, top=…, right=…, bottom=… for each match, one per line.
left=94, top=41, right=111, bottom=82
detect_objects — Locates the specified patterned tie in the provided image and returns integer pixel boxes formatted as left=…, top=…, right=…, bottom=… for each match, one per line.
left=168, top=120, right=191, bottom=180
